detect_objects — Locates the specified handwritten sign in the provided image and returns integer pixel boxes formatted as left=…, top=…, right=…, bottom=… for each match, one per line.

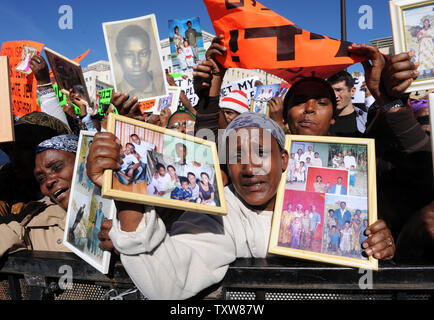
left=220, top=76, right=258, bottom=105
left=203, top=0, right=365, bottom=83
left=172, top=74, right=199, bottom=107
left=0, top=40, right=44, bottom=117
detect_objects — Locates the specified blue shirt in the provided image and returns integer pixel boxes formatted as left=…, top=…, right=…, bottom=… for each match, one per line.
left=95, top=209, right=104, bottom=231
left=310, top=212, right=321, bottom=232
left=334, top=208, right=352, bottom=227
left=171, top=186, right=193, bottom=201
left=330, top=232, right=340, bottom=244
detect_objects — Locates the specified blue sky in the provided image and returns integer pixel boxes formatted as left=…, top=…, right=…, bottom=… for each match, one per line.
left=0, top=0, right=392, bottom=73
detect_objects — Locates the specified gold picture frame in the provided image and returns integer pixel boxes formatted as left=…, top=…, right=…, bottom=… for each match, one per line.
left=390, top=0, right=434, bottom=92
left=268, top=135, right=378, bottom=270
left=102, top=113, right=228, bottom=216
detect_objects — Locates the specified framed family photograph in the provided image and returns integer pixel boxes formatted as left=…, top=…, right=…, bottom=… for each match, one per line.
left=390, top=0, right=434, bottom=92
left=44, top=47, right=91, bottom=104
left=138, top=86, right=181, bottom=115
left=168, top=16, right=206, bottom=74
left=102, top=113, right=227, bottom=216
left=103, top=14, right=168, bottom=102
left=64, top=131, right=116, bottom=274
left=268, top=135, right=378, bottom=270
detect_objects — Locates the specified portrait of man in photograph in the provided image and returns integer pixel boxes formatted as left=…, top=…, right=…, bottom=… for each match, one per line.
left=104, top=16, right=167, bottom=101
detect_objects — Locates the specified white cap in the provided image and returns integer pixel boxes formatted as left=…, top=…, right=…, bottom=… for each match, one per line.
left=220, top=90, right=250, bottom=114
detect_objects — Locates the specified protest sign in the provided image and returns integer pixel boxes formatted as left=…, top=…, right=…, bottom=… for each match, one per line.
left=0, top=56, right=14, bottom=143
left=168, top=17, right=206, bottom=74
left=0, top=40, right=44, bottom=117
left=203, top=0, right=364, bottom=83
left=172, top=74, right=199, bottom=107
left=220, top=76, right=258, bottom=105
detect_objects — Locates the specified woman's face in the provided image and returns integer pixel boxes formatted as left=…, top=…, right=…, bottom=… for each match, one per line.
left=424, top=19, right=430, bottom=28
left=201, top=174, right=209, bottom=184
left=168, top=166, right=176, bottom=177
left=286, top=80, right=335, bottom=136
left=34, top=149, right=76, bottom=210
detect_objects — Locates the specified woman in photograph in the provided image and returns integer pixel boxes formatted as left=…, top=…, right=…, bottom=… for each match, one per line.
left=279, top=203, right=294, bottom=245
left=173, top=26, right=183, bottom=52
left=161, top=165, right=180, bottom=199
left=417, top=18, right=434, bottom=77
left=313, top=175, right=328, bottom=193
left=199, top=172, right=216, bottom=206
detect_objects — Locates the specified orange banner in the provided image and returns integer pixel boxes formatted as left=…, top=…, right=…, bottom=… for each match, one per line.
left=203, top=0, right=366, bottom=83
left=0, top=40, right=44, bottom=117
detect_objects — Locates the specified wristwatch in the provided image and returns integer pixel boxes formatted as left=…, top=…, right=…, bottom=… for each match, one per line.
left=380, top=99, right=405, bottom=113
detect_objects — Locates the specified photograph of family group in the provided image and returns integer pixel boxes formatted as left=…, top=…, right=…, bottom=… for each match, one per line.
left=269, top=137, right=376, bottom=268
left=102, top=115, right=226, bottom=215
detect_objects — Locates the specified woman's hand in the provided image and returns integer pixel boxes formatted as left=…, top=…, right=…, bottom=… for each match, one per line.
left=362, top=219, right=395, bottom=260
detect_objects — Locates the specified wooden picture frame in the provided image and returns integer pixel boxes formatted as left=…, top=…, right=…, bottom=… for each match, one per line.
left=102, top=113, right=228, bottom=216
left=390, top=0, right=434, bottom=92
left=0, top=56, right=14, bottom=143
left=268, top=135, right=378, bottom=270
left=44, top=47, right=91, bottom=104
left=63, top=131, right=116, bottom=274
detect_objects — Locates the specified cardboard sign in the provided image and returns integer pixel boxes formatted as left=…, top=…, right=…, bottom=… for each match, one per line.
left=172, top=74, right=199, bottom=107
left=0, top=56, right=14, bottom=143
left=0, top=40, right=44, bottom=117
left=220, top=76, right=258, bottom=105
left=203, top=0, right=365, bottom=83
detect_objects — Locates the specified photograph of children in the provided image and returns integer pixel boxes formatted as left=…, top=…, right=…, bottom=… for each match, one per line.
left=253, top=84, right=281, bottom=101
left=64, top=131, right=115, bottom=274
left=401, top=2, right=434, bottom=80
left=321, top=194, right=369, bottom=259
left=327, top=144, right=367, bottom=197
left=286, top=142, right=328, bottom=191
left=168, top=17, right=205, bottom=73
left=277, top=190, right=325, bottom=253
left=15, top=45, right=37, bottom=74
left=305, top=167, right=350, bottom=195
left=44, top=47, right=91, bottom=104
left=111, top=119, right=221, bottom=208
left=103, top=14, right=168, bottom=101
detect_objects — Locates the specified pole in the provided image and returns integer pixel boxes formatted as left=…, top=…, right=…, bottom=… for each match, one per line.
left=341, top=0, right=347, bottom=41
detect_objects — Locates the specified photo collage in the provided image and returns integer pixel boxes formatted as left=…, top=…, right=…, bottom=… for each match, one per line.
left=113, top=120, right=220, bottom=207
left=66, top=133, right=114, bottom=271
left=278, top=141, right=369, bottom=260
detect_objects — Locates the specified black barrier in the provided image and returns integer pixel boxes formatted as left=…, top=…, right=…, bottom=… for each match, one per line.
left=0, top=251, right=433, bottom=300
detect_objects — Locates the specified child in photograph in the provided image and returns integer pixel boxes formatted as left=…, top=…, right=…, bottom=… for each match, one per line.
left=329, top=226, right=340, bottom=253
left=130, top=134, right=155, bottom=182
left=300, top=209, right=311, bottom=250
left=305, top=157, right=313, bottom=169
left=170, top=177, right=193, bottom=201
left=350, top=211, right=362, bottom=257
left=295, top=161, right=306, bottom=182
left=332, top=154, right=340, bottom=168
left=349, top=165, right=357, bottom=187
left=339, top=221, right=352, bottom=256
left=115, top=143, right=143, bottom=185
left=182, top=40, right=194, bottom=72
left=177, top=47, right=188, bottom=72
left=147, top=163, right=171, bottom=196
left=290, top=217, right=302, bottom=249
left=324, top=209, right=336, bottom=249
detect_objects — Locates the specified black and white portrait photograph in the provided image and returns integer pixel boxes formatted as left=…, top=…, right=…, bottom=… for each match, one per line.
left=103, top=14, right=168, bottom=101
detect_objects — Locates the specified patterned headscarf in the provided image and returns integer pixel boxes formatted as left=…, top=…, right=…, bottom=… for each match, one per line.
left=35, top=134, right=79, bottom=155
left=222, top=112, right=286, bottom=150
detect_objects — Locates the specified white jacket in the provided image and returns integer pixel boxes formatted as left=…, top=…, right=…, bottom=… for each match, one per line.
left=109, top=185, right=273, bottom=300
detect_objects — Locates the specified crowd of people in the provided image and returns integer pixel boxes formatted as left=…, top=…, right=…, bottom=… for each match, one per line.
left=0, top=14, right=433, bottom=301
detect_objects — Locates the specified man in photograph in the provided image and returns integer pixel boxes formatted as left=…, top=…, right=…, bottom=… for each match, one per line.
left=330, top=177, right=347, bottom=195
left=309, top=205, right=321, bottom=249
left=334, top=201, right=352, bottom=229
left=311, top=152, right=323, bottom=167
left=184, top=20, right=199, bottom=63
left=344, top=150, right=357, bottom=169
left=114, top=23, right=166, bottom=99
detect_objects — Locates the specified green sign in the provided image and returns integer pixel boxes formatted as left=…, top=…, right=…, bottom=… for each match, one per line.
left=52, top=83, right=80, bottom=115
left=99, top=88, right=113, bottom=105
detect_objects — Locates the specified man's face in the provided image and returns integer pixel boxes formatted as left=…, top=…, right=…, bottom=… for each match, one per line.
left=308, top=146, right=313, bottom=152
left=221, top=108, right=239, bottom=124
left=187, top=22, right=192, bottom=29
left=340, top=202, right=346, bottom=209
left=331, top=80, right=354, bottom=111
left=227, top=127, right=288, bottom=211
left=176, top=145, right=186, bottom=159
left=117, top=36, right=150, bottom=79
left=337, top=177, right=343, bottom=185
left=286, top=80, right=335, bottom=136
left=99, top=202, right=103, bottom=209
left=158, top=167, right=166, bottom=177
